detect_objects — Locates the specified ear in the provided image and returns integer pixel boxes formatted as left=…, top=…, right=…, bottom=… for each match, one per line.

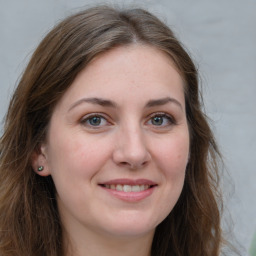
left=31, top=144, right=51, bottom=177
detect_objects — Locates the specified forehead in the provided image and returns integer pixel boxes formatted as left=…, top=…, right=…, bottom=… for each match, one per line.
left=55, top=44, right=185, bottom=110
left=87, top=44, right=183, bottom=81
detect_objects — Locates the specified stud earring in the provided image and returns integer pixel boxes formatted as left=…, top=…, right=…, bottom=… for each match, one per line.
left=38, top=166, right=44, bottom=172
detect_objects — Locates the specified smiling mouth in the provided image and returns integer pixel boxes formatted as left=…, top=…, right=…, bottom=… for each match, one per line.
left=100, top=184, right=156, bottom=192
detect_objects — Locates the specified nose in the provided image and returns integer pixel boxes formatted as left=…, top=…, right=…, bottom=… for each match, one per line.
left=112, top=125, right=151, bottom=169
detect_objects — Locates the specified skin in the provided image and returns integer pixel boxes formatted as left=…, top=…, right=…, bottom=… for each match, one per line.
left=34, top=45, right=190, bottom=256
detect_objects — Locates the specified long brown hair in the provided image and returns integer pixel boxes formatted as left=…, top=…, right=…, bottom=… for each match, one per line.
left=0, top=5, right=224, bottom=255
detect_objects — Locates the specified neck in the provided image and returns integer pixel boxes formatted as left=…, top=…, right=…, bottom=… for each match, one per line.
left=63, top=226, right=154, bottom=256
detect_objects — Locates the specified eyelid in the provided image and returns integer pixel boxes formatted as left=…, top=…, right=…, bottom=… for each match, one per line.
left=80, top=113, right=113, bottom=128
left=146, top=112, right=177, bottom=126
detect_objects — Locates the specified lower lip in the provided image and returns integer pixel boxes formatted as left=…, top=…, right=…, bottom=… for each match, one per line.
left=100, top=186, right=156, bottom=202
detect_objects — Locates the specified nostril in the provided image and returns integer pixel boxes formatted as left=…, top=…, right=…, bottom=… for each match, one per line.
left=120, top=161, right=129, bottom=166
left=130, top=161, right=148, bottom=169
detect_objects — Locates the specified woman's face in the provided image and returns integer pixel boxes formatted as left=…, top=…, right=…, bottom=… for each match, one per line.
left=36, top=45, right=190, bottom=239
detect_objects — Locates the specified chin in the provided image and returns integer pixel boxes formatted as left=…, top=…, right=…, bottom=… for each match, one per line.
left=104, top=225, right=155, bottom=239
left=97, top=214, right=159, bottom=238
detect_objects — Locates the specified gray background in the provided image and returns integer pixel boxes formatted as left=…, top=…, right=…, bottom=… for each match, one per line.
left=0, top=0, right=255, bottom=255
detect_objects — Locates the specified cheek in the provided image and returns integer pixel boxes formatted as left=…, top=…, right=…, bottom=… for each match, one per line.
left=47, top=132, right=112, bottom=179
left=155, top=133, right=189, bottom=176
left=46, top=135, right=113, bottom=209
left=150, top=132, right=189, bottom=223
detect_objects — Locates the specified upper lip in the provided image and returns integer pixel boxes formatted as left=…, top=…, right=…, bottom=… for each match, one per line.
left=99, top=179, right=157, bottom=186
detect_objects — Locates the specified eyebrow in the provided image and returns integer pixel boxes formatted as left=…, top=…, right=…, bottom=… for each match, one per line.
left=145, top=97, right=183, bottom=111
left=68, top=97, right=117, bottom=111
left=68, top=96, right=183, bottom=111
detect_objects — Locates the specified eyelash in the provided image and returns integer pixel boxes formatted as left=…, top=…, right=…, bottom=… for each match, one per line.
left=146, top=112, right=176, bottom=127
left=80, top=113, right=110, bottom=128
left=80, top=112, right=176, bottom=129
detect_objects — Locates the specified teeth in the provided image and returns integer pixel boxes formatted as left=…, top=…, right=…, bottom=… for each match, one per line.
left=123, top=185, right=131, bottom=192
left=131, top=185, right=140, bottom=192
left=103, top=184, right=151, bottom=192
left=140, top=185, right=149, bottom=191
left=116, top=184, right=123, bottom=191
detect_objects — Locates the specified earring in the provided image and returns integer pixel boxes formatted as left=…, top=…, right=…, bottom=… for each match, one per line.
left=38, top=166, right=44, bottom=172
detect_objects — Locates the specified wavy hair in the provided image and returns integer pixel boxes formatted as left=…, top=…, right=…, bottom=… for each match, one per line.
left=0, top=5, right=224, bottom=255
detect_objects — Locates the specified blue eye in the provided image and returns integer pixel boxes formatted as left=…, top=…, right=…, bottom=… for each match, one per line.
left=88, top=116, right=102, bottom=126
left=148, top=114, right=175, bottom=127
left=81, top=115, right=108, bottom=127
left=151, top=116, right=164, bottom=126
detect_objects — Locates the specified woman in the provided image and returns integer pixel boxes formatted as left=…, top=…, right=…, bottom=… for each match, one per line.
left=0, top=5, right=224, bottom=256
